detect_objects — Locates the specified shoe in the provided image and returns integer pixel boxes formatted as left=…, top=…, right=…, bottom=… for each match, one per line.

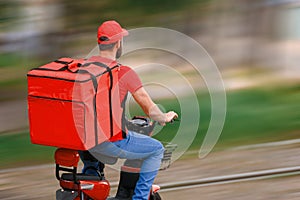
left=114, top=170, right=140, bottom=199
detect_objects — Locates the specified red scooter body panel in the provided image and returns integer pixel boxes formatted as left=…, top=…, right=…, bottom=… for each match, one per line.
left=80, top=180, right=110, bottom=200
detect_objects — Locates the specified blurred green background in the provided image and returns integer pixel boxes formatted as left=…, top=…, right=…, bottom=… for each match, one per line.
left=1, top=0, right=300, bottom=169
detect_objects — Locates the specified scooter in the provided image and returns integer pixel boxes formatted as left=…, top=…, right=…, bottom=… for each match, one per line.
left=55, top=116, right=177, bottom=200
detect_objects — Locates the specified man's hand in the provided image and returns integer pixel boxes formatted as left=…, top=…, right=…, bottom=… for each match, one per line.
left=161, top=111, right=178, bottom=126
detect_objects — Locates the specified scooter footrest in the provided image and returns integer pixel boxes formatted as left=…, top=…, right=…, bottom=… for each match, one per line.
left=61, top=173, right=103, bottom=181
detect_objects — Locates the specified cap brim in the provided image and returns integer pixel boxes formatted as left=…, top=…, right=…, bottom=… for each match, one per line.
left=122, top=28, right=129, bottom=36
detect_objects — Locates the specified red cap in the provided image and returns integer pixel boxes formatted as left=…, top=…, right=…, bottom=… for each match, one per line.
left=97, top=20, right=128, bottom=44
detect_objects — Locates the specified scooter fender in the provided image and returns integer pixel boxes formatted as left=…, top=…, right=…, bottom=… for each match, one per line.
left=80, top=180, right=110, bottom=200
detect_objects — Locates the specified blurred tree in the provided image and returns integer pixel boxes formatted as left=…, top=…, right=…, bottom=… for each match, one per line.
left=0, top=1, right=21, bottom=30
left=60, top=0, right=212, bottom=30
left=1, top=0, right=213, bottom=59
left=114, top=0, right=198, bottom=13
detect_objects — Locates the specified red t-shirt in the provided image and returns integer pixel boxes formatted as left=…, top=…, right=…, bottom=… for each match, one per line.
left=118, top=65, right=143, bottom=101
left=88, top=56, right=142, bottom=100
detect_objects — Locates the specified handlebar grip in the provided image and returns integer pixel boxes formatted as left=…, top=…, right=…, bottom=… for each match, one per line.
left=170, top=118, right=180, bottom=124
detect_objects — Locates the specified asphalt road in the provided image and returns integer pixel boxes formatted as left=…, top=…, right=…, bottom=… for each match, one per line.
left=1, top=141, right=300, bottom=200
left=160, top=175, right=300, bottom=200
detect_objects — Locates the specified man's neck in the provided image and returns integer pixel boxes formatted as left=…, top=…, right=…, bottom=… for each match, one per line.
left=99, top=51, right=116, bottom=61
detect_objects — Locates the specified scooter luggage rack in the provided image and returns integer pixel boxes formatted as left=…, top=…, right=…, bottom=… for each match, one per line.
left=160, top=143, right=177, bottom=170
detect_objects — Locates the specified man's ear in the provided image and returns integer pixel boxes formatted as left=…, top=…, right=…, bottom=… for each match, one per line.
left=116, top=40, right=121, bottom=49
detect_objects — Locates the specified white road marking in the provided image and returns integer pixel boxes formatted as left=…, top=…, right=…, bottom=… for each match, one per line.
left=230, top=138, right=300, bottom=150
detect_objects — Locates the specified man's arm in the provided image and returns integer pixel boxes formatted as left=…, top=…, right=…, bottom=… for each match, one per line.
left=132, top=87, right=178, bottom=126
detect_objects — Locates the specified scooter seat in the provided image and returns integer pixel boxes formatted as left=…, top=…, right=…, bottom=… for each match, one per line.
left=61, top=173, right=103, bottom=181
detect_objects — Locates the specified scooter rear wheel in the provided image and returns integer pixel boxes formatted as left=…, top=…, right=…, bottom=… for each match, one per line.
left=150, top=192, right=162, bottom=200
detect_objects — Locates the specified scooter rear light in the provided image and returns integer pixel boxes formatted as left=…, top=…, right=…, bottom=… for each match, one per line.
left=152, top=184, right=160, bottom=193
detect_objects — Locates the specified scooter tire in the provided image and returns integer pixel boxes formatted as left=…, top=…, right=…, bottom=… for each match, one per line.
left=150, top=192, right=162, bottom=200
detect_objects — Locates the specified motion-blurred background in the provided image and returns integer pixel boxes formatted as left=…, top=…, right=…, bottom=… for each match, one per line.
left=1, top=0, right=300, bottom=199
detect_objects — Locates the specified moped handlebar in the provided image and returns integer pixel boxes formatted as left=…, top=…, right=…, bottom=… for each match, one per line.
left=126, top=116, right=179, bottom=136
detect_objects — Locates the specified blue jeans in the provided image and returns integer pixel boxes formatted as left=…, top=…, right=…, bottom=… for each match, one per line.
left=80, top=131, right=164, bottom=200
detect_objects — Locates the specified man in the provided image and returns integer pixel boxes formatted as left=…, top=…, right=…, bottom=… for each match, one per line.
left=81, top=20, right=178, bottom=200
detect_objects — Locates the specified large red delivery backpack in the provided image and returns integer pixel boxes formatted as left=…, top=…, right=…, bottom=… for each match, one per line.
left=27, top=58, right=123, bottom=150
